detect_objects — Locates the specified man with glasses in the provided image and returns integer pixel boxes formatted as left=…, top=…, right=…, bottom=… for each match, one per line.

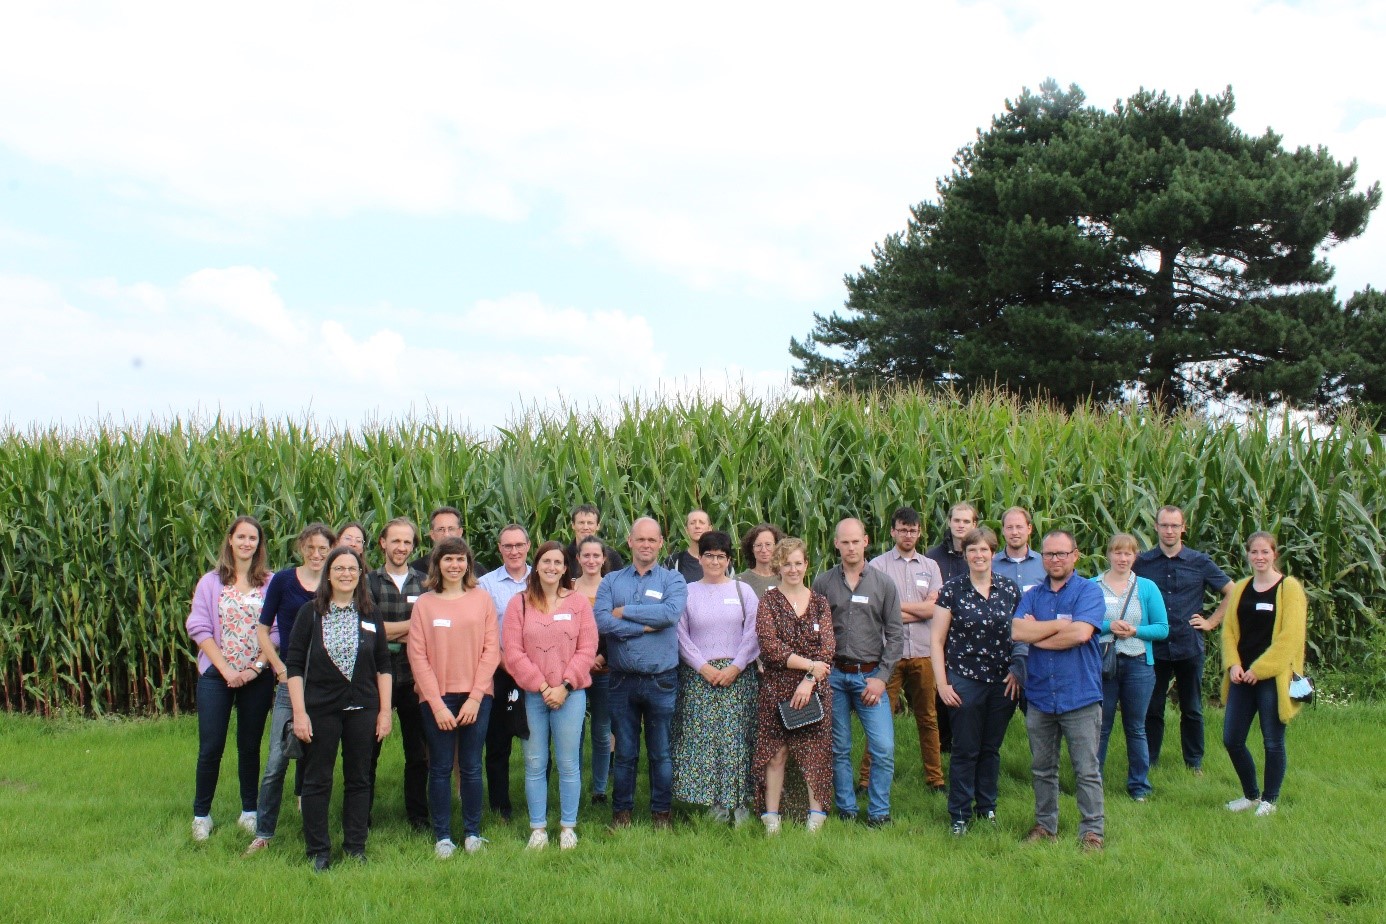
left=1133, top=505, right=1233, bottom=775
left=411, top=506, right=463, bottom=576
left=1011, top=531, right=1107, bottom=850
left=478, top=524, right=533, bottom=823
left=861, top=507, right=946, bottom=793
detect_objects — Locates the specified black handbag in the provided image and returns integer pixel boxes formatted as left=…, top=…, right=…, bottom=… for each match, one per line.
left=778, top=691, right=824, bottom=731
left=282, top=716, right=305, bottom=760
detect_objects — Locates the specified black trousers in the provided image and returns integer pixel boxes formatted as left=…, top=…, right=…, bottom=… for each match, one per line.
left=302, top=707, right=375, bottom=859
left=485, top=667, right=521, bottom=813
left=370, top=675, right=429, bottom=826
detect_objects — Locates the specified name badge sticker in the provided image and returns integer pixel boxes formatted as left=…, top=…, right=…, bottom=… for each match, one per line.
left=1256, top=602, right=1275, bottom=611
left=812, top=623, right=820, bottom=632
left=851, top=594, right=869, bottom=604
left=723, top=598, right=739, bottom=605
left=554, top=613, right=573, bottom=621
left=433, top=619, right=452, bottom=628
left=644, top=589, right=664, bottom=600
left=406, top=595, right=419, bottom=603
left=361, top=621, right=377, bottom=633
left=915, top=579, right=929, bottom=588
left=1057, top=613, right=1073, bottom=621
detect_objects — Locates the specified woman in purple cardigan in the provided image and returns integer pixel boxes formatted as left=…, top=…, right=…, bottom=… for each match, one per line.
left=671, top=530, right=760, bottom=825
left=185, top=515, right=276, bottom=842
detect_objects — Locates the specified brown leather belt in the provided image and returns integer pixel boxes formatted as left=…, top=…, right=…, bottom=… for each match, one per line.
left=834, top=658, right=879, bottom=674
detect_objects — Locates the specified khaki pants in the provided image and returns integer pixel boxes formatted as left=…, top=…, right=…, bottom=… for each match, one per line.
left=857, top=657, right=944, bottom=788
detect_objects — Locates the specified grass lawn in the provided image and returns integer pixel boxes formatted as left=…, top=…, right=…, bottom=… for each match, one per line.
left=1, top=703, right=1383, bottom=923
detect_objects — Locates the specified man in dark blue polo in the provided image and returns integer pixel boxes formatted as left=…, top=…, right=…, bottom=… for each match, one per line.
left=1133, top=505, right=1233, bottom=774
left=1011, top=530, right=1107, bottom=850
left=595, top=516, right=688, bottom=830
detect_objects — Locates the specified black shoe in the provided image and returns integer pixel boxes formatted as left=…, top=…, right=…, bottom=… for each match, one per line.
left=591, top=793, right=608, bottom=805
left=312, top=854, right=331, bottom=873
left=344, top=850, right=367, bottom=864
left=837, top=810, right=858, bottom=823
left=929, top=784, right=946, bottom=793
left=866, top=815, right=892, bottom=829
left=409, top=819, right=431, bottom=834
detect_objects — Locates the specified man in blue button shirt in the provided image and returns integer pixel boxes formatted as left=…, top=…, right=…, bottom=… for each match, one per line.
left=595, top=516, right=688, bottom=830
left=1133, top=505, right=1233, bottom=774
left=1011, top=530, right=1107, bottom=850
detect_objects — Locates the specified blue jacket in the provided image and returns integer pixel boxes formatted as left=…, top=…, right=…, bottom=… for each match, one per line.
left=1098, top=575, right=1170, bottom=665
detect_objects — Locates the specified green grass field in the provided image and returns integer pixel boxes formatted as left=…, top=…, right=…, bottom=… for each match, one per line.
left=3, top=703, right=1383, bottom=923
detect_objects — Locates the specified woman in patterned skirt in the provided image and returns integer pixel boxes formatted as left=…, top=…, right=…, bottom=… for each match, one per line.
left=185, top=515, right=276, bottom=843
left=672, top=531, right=761, bottom=824
left=751, top=537, right=835, bottom=834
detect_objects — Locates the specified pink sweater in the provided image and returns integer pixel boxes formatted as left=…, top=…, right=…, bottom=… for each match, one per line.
left=502, top=591, right=598, bottom=693
left=407, top=588, right=500, bottom=711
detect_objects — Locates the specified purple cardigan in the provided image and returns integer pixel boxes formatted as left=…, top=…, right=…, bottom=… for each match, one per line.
left=186, top=570, right=277, bottom=674
left=676, top=579, right=760, bottom=671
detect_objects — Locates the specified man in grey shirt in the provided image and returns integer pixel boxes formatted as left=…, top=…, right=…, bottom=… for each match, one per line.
left=812, top=518, right=904, bottom=826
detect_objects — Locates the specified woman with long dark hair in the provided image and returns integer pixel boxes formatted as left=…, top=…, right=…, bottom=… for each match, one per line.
left=185, top=515, right=275, bottom=842
left=504, top=540, right=598, bottom=849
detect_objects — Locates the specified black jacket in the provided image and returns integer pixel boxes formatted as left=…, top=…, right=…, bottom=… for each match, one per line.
left=285, top=601, right=391, bottom=714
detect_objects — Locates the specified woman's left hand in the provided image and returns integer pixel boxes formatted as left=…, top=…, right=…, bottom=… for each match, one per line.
left=1110, top=619, right=1135, bottom=638
left=375, top=710, right=392, bottom=742
left=1242, top=669, right=1259, bottom=684
left=721, top=665, right=741, bottom=685
left=542, top=684, right=567, bottom=709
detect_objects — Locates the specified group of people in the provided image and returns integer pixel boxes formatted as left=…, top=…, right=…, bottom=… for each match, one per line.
left=186, top=501, right=1307, bottom=867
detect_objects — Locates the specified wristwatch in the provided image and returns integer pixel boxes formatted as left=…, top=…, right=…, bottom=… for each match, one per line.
left=253, top=660, right=267, bottom=674
left=562, top=680, right=574, bottom=692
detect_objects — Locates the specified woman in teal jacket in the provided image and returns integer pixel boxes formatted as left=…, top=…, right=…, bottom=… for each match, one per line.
left=1097, top=533, right=1169, bottom=800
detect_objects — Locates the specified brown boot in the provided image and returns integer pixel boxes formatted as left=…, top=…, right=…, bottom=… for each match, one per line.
left=651, top=811, right=673, bottom=831
left=610, top=809, right=632, bottom=831
left=1023, top=824, right=1057, bottom=843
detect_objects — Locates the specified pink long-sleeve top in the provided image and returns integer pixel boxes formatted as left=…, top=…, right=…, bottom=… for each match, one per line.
left=185, top=570, right=276, bottom=674
left=502, top=590, right=598, bottom=693
left=407, top=587, right=500, bottom=712
left=676, top=579, right=760, bottom=671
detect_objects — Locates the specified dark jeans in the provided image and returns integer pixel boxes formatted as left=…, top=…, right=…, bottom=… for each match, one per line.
left=587, top=670, right=612, bottom=797
left=193, top=667, right=274, bottom=816
left=1223, top=679, right=1287, bottom=803
left=370, top=674, right=429, bottom=827
left=421, top=693, right=492, bottom=841
left=946, top=673, right=1016, bottom=823
left=1147, top=654, right=1204, bottom=769
left=1100, top=654, right=1157, bottom=797
left=301, top=706, right=376, bottom=860
left=609, top=668, right=677, bottom=814
left=485, top=667, right=519, bottom=815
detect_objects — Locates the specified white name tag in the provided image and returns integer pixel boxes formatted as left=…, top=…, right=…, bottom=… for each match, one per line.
left=723, top=598, right=739, bottom=605
left=1256, top=602, right=1275, bottom=611
left=644, top=589, right=663, bottom=600
left=433, top=619, right=452, bottom=628
left=851, top=594, right=869, bottom=604
left=1057, top=613, right=1073, bottom=621
left=915, top=579, right=929, bottom=587
left=407, top=595, right=419, bottom=603
left=768, top=585, right=777, bottom=591
left=554, top=613, right=572, bottom=621
left=361, top=621, right=377, bottom=633
left=1022, top=584, right=1036, bottom=592
left=812, top=623, right=820, bottom=632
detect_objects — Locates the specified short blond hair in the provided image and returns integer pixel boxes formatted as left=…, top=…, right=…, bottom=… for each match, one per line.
left=1108, top=533, right=1139, bottom=556
left=771, top=537, right=809, bottom=573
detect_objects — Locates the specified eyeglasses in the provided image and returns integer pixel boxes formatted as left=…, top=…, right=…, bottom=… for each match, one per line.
left=699, top=552, right=729, bottom=561
left=1041, top=550, right=1077, bottom=560
left=330, top=566, right=360, bottom=575
left=500, top=543, right=528, bottom=552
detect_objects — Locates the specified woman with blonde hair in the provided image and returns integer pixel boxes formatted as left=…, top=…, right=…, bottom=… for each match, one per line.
left=1221, top=532, right=1307, bottom=817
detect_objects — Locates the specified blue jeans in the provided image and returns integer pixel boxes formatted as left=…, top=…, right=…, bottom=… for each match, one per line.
left=945, top=673, right=1017, bottom=823
left=421, top=694, right=493, bottom=841
left=1147, top=654, right=1204, bottom=769
left=524, top=689, right=586, bottom=828
left=587, top=671, right=612, bottom=796
left=609, top=669, right=677, bottom=814
left=829, top=668, right=895, bottom=820
left=254, top=683, right=296, bottom=837
left=1100, top=654, right=1157, bottom=798
left=1223, top=679, right=1287, bottom=803
left=193, top=666, right=274, bottom=816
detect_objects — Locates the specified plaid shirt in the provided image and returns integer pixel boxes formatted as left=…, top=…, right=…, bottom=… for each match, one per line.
left=366, top=566, right=426, bottom=684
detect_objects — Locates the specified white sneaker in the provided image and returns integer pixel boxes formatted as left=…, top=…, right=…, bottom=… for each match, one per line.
left=731, top=805, right=751, bottom=828
left=463, top=835, right=488, bottom=854
left=1226, top=797, right=1261, bottom=812
left=191, top=816, right=213, bottom=841
left=435, top=838, right=456, bottom=859
left=806, top=811, right=827, bottom=833
left=709, top=803, right=731, bottom=823
left=237, top=811, right=257, bottom=834
left=559, top=828, right=578, bottom=850
left=761, top=812, right=781, bottom=836
left=1255, top=801, right=1277, bottom=817
left=526, top=828, right=549, bottom=850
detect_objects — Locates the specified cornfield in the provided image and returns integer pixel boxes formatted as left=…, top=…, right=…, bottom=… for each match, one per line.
left=2, top=389, right=1382, bottom=714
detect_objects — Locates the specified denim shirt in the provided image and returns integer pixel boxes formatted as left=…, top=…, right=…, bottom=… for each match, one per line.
left=1133, top=547, right=1231, bottom=661
left=595, top=564, right=688, bottom=674
left=1013, top=574, right=1106, bottom=716
left=991, top=550, right=1045, bottom=593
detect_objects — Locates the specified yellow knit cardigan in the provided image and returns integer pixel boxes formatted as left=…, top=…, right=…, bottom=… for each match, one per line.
left=1220, top=575, right=1308, bottom=723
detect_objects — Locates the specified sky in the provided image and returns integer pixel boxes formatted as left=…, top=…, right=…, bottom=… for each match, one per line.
left=2, top=0, right=1383, bottom=433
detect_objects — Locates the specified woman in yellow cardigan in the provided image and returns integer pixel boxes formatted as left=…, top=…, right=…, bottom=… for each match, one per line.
left=1220, top=532, right=1307, bottom=817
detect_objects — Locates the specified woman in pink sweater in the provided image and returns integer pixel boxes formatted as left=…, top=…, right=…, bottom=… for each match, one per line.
left=503, top=541, right=598, bottom=850
left=407, top=537, right=500, bottom=858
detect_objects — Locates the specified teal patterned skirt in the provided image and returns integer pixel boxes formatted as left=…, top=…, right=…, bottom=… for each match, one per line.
left=671, top=659, right=759, bottom=808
